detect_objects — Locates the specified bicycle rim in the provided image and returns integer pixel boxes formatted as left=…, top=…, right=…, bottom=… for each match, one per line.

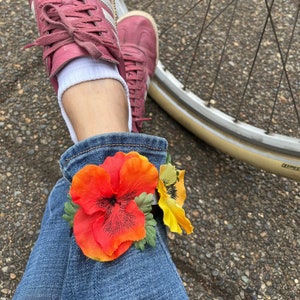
left=118, top=0, right=300, bottom=180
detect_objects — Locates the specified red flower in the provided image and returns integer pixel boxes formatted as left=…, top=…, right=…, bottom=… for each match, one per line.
left=70, top=151, right=158, bottom=262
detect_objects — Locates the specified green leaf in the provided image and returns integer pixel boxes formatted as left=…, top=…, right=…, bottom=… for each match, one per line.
left=134, top=192, right=153, bottom=213
left=145, top=223, right=157, bottom=247
left=135, top=239, right=146, bottom=251
left=166, top=153, right=172, bottom=164
left=62, top=196, right=79, bottom=228
left=134, top=194, right=157, bottom=251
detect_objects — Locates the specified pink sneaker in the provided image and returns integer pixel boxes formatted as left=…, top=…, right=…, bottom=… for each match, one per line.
left=27, top=0, right=124, bottom=92
left=117, top=11, right=159, bottom=133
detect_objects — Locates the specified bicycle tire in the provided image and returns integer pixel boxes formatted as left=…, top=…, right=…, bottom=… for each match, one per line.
left=117, top=0, right=300, bottom=180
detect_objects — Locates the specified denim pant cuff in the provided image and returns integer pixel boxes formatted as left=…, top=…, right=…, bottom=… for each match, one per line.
left=60, top=132, right=168, bottom=182
left=13, top=133, right=189, bottom=300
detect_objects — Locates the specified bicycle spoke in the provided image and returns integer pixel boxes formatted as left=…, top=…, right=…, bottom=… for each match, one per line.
left=183, top=0, right=212, bottom=89
left=157, top=0, right=237, bottom=90
left=208, top=0, right=239, bottom=107
left=265, top=0, right=300, bottom=127
left=125, top=0, right=300, bottom=139
left=267, top=1, right=300, bottom=132
left=235, top=0, right=276, bottom=123
left=159, top=0, right=204, bottom=36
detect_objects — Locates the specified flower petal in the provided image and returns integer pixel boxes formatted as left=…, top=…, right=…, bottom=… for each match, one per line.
left=174, top=170, right=186, bottom=207
left=101, top=152, right=138, bottom=191
left=158, top=165, right=186, bottom=207
left=118, top=155, right=158, bottom=201
left=158, top=194, right=193, bottom=235
left=70, top=165, right=114, bottom=216
left=73, top=209, right=132, bottom=262
left=93, top=200, right=146, bottom=256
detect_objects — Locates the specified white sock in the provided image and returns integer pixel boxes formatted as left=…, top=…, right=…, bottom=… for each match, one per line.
left=57, top=57, right=132, bottom=143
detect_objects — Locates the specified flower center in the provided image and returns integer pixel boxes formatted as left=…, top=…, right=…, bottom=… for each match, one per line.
left=167, top=185, right=178, bottom=200
left=97, top=195, right=118, bottom=208
left=109, top=196, right=117, bottom=206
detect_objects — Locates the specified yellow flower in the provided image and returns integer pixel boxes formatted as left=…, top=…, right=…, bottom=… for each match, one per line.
left=157, top=164, right=193, bottom=234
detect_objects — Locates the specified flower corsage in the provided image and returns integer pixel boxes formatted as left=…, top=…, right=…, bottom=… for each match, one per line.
left=63, top=151, right=193, bottom=262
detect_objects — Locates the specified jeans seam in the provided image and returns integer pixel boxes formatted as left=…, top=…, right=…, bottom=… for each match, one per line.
left=155, top=226, right=186, bottom=285
left=62, top=142, right=165, bottom=167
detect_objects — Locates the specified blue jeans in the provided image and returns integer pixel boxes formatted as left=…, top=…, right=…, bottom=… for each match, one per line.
left=13, top=133, right=188, bottom=300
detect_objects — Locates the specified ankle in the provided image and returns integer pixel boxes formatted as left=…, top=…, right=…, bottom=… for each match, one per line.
left=62, top=79, right=130, bottom=142
left=56, top=58, right=132, bottom=143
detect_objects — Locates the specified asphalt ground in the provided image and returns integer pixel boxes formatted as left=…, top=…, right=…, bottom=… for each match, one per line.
left=1, top=1, right=300, bottom=299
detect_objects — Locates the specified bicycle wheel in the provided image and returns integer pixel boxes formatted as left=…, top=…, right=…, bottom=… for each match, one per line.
left=117, top=0, right=300, bottom=181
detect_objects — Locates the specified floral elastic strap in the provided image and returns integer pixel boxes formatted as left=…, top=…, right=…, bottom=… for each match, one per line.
left=63, top=151, right=193, bottom=262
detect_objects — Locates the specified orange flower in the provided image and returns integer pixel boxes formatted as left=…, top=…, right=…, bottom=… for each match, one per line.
left=70, top=152, right=158, bottom=262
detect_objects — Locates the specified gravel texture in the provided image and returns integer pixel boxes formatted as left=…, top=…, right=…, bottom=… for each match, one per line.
left=1, top=1, right=300, bottom=299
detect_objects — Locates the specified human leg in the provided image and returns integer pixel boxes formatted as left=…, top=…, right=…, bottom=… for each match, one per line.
left=59, top=133, right=188, bottom=300
left=61, top=78, right=129, bottom=140
left=13, top=178, right=71, bottom=299
left=14, top=134, right=188, bottom=300
left=14, top=1, right=189, bottom=298
left=27, top=0, right=132, bottom=143
left=14, top=0, right=130, bottom=297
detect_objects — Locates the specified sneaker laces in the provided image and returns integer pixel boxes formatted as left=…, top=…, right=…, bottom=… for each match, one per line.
left=25, top=1, right=117, bottom=61
left=123, top=50, right=151, bottom=124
